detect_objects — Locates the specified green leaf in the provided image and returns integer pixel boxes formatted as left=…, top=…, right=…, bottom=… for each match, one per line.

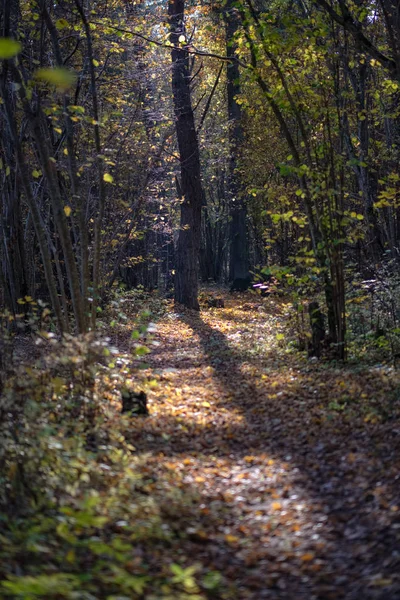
left=134, top=345, right=150, bottom=356
left=103, top=173, right=114, bottom=183
left=68, top=104, right=85, bottom=114
left=1, top=573, right=80, bottom=596
left=34, top=67, right=77, bottom=90
left=202, top=570, right=223, bottom=590
left=0, top=37, right=22, bottom=59
left=55, top=18, right=69, bottom=30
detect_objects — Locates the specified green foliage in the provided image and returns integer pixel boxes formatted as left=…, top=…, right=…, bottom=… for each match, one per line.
left=34, top=67, right=77, bottom=90
left=346, top=263, right=400, bottom=363
left=0, top=37, right=21, bottom=59
left=2, top=574, right=81, bottom=598
left=0, top=308, right=215, bottom=599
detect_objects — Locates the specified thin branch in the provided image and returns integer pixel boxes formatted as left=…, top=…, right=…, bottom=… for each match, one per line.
left=313, top=0, right=398, bottom=78
left=197, top=63, right=224, bottom=134
left=91, top=21, right=248, bottom=68
left=75, top=0, right=107, bottom=327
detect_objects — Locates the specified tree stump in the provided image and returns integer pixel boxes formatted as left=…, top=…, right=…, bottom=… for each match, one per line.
left=206, top=297, right=225, bottom=308
left=230, top=276, right=251, bottom=292
left=121, top=390, right=148, bottom=416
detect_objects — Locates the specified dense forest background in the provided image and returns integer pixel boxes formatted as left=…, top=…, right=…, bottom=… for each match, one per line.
left=1, top=0, right=400, bottom=598
left=1, top=0, right=400, bottom=352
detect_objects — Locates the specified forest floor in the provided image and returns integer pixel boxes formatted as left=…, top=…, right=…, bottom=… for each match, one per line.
left=3, top=290, right=400, bottom=600
left=124, top=290, right=400, bottom=600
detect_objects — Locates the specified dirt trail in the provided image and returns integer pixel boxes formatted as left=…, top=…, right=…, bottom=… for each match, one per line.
left=128, top=293, right=400, bottom=599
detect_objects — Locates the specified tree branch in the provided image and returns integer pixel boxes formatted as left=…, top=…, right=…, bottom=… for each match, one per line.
left=91, top=21, right=248, bottom=69
left=314, top=0, right=398, bottom=78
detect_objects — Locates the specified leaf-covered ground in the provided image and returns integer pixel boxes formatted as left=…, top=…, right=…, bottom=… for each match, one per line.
left=126, top=291, right=400, bottom=599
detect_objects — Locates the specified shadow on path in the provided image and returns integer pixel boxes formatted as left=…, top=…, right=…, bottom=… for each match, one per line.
left=175, top=310, right=400, bottom=600
left=128, top=305, right=400, bottom=599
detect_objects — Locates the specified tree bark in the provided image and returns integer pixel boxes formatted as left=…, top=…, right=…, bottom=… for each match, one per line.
left=169, top=0, right=202, bottom=310
left=224, top=0, right=250, bottom=290
left=1, top=85, right=67, bottom=332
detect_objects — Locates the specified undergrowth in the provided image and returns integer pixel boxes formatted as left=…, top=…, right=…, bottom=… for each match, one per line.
left=0, top=290, right=219, bottom=600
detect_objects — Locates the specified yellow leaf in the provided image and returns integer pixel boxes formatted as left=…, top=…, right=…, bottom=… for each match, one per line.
left=371, top=578, right=393, bottom=587
left=244, top=456, right=256, bottom=463
left=63, top=148, right=68, bottom=156
left=347, top=452, right=356, bottom=464
left=201, top=401, right=211, bottom=408
left=64, top=206, right=72, bottom=217
left=225, top=534, right=239, bottom=544
left=103, top=173, right=114, bottom=183
left=191, top=529, right=208, bottom=540
left=66, top=549, right=76, bottom=563
left=300, top=553, right=315, bottom=562
left=52, top=377, right=66, bottom=393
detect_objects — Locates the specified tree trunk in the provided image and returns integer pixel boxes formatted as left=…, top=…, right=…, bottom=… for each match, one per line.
left=169, top=0, right=202, bottom=310
left=224, top=0, right=250, bottom=290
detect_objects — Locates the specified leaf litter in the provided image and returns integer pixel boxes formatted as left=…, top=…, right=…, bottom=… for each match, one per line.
left=123, top=291, right=400, bottom=599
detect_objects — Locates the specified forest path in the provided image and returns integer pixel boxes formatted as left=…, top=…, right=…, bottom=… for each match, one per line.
left=127, top=292, right=400, bottom=599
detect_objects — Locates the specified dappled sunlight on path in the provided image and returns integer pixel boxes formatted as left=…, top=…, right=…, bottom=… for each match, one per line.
left=125, top=293, right=400, bottom=599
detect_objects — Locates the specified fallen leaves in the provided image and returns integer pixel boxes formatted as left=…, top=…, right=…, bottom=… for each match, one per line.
left=5, top=291, right=395, bottom=598
left=116, top=290, right=400, bottom=598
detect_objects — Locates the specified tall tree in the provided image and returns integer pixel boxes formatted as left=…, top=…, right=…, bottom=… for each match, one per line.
left=224, top=0, right=250, bottom=291
left=168, top=0, right=203, bottom=310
